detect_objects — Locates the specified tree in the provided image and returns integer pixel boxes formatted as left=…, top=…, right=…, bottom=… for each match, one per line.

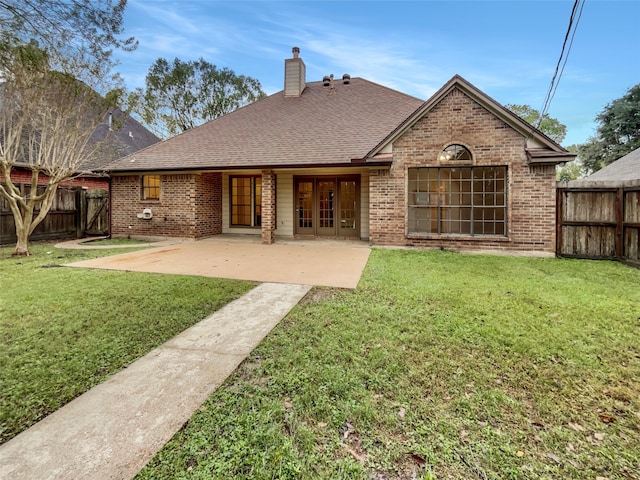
left=505, top=104, right=567, bottom=144
left=0, top=44, right=118, bottom=256
left=129, top=57, right=266, bottom=138
left=578, top=84, right=640, bottom=174
left=556, top=144, right=585, bottom=181
left=0, top=0, right=136, bottom=87
left=0, top=1, right=135, bottom=255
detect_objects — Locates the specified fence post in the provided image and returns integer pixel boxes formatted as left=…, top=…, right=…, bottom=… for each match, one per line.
left=76, top=188, right=87, bottom=238
left=616, top=187, right=624, bottom=261
left=556, top=187, right=564, bottom=256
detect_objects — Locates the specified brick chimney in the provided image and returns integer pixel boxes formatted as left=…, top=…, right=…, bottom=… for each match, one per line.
left=284, top=46, right=306, bottom=97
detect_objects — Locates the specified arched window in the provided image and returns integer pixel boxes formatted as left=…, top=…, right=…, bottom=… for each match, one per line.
left=438, top=144, right=472, bottom=162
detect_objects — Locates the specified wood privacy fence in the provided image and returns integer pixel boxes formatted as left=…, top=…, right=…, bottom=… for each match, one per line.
left=557, top=183, right=640, bottom=266
left=0, top=185, right=109, bottom=246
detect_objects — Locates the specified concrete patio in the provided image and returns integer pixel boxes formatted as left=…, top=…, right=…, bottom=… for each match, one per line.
left=64, top=236, right=372, bottom=289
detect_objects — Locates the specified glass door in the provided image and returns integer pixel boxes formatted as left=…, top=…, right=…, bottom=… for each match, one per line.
left=338, top=179, right=358, bottom=237
left=317, top=180, right=336, bottom=236
left=295, top=180, right=314, bottom=235
left=294, top=176, right=359, bottom=238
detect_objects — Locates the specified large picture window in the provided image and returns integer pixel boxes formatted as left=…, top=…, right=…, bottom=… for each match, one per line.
left=141, top=175, right=160, bottom=200
left=408, top=167, right=506, bottom=236
left=230, top=176, right=261, bottom=227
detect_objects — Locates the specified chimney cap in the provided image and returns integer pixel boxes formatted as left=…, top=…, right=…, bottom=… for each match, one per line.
left=292, top=46, right=300, bottom=58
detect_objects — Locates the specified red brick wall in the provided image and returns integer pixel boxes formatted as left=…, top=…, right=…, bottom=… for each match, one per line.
left=2, top=168, right=109, bottom=191
left=261, top=170, right=276, bottom=244
left=111, top=173, right=222, bottom=238
left=194, top=173, right=222, bottom=237
left=369, top=87, right=558, bottom=253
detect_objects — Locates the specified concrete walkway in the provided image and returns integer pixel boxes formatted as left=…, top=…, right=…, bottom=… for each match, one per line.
left=0, top=282, right=311, bottom=480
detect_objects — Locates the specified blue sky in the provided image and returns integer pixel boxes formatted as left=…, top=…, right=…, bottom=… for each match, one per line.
left=115, top=0, right=640, bottom=147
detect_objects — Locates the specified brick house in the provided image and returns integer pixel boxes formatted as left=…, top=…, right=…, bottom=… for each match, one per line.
left=107, top=48, right=574, bottom=254
left=2, top=108, right=160, bottom=192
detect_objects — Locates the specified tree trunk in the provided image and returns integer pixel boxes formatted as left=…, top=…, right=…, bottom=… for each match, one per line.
left=13, top=224, right=31, bottom=256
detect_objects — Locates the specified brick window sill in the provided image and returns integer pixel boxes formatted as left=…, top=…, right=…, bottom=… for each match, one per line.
left=407, top=233, right=510, bottom=242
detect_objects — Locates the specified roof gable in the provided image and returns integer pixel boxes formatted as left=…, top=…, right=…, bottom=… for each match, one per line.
left=83, top=109, right=160, bottom=171
left=367, top=75, right=575, bottom=165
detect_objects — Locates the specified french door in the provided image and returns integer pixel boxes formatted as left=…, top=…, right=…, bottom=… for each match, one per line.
left=294, top=176, right=359, bottom=237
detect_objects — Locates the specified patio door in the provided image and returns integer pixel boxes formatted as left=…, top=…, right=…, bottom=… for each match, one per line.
left=317, top=179, right=336, bottom=236
left=295, top=176, right=359, bottom=237
left=295, top=180, right=314, bottom=235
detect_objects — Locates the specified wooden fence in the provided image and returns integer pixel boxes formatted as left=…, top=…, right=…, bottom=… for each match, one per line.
left=557, top=182, right=640, bottom=266
left=0, top=185, right=109, bottom=246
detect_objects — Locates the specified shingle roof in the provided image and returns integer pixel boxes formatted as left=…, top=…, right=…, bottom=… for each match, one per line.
left=83, top=109, right=160, bottom=171
left=106, top=78, right=424, bottom=172
left=584, top=147, right=640, bottom=182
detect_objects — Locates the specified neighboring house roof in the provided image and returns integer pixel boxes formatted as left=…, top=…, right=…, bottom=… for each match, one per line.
left=4, top=108, right=159, bottom=175
left=82, top=108, right=160, bottom=171
left=582, top=147, right=640, bottom=182
left=106, top=78, right=424, bottom=172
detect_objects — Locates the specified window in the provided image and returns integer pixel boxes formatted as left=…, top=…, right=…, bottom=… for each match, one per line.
left=230, top=176, right=261, bottom=227
left=141, top=175, right=160, bottom=200
left=438, top=144, right=472, bottom=162
left=408, top=166, right=506, bottom=236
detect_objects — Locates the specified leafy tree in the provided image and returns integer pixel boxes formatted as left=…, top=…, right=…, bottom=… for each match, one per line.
left=0, top=0, right=136, bottom=86
left=130, top=57, right=266, bottom=138
left=578, top=83, right=640, bottom=174
left=556, top=144, right=584, bottom=181
left=505, top=104, right=567, bottom=144
left=0, top=46, right=120, bottom=256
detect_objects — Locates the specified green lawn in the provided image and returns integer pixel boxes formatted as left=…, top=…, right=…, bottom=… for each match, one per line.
left=135, top=249, right=640, bottom=480
left=0, top=241, right=255, bottom=444
left=79, top=237, right=157, bottom=246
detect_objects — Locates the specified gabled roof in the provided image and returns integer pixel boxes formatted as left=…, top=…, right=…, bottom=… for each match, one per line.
left=82, top=109, right=160, bottom=171
left=583, top=147, right=640, bottom=182
left=367, top=75, right=575, bottom=165
left=106, top=78, right=424, bottom=172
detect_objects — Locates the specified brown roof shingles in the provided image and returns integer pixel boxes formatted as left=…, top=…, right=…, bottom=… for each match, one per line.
left=583, top=147, right=640, bottom=182
left=84, top=109, right=160, bottom=171
left=107, top=78, right=424, bottom=172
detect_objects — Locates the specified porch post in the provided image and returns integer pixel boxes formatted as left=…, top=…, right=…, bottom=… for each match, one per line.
left=261, top=169, right=276, bottom=244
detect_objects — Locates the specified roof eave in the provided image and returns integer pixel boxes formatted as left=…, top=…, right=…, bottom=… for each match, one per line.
left=526, top=148, right=577, bottom=165
left=107, top=160, right=392, bottom=174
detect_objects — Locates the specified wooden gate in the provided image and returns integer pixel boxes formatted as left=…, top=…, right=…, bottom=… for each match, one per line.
left=0, top=186, right=109, bottom=245
left=557, top=184, right=640, bottom=266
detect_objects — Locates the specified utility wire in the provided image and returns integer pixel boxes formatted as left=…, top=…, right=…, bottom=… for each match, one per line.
left=536, top=0, right=585, bottom=128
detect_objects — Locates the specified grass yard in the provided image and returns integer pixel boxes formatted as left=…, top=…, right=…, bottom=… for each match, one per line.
left=80, top=237, right=158, bottom=246
left=0, top=241, right=255, bottom=444
left=136, top=249, right=640, bottom=480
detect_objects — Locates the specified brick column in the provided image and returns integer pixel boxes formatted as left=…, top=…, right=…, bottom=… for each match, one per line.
left=261, top=170, right=276, bottom=244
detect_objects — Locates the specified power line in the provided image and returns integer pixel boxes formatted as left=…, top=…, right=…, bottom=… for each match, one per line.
left=536, top=0, right=585, bottom=128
